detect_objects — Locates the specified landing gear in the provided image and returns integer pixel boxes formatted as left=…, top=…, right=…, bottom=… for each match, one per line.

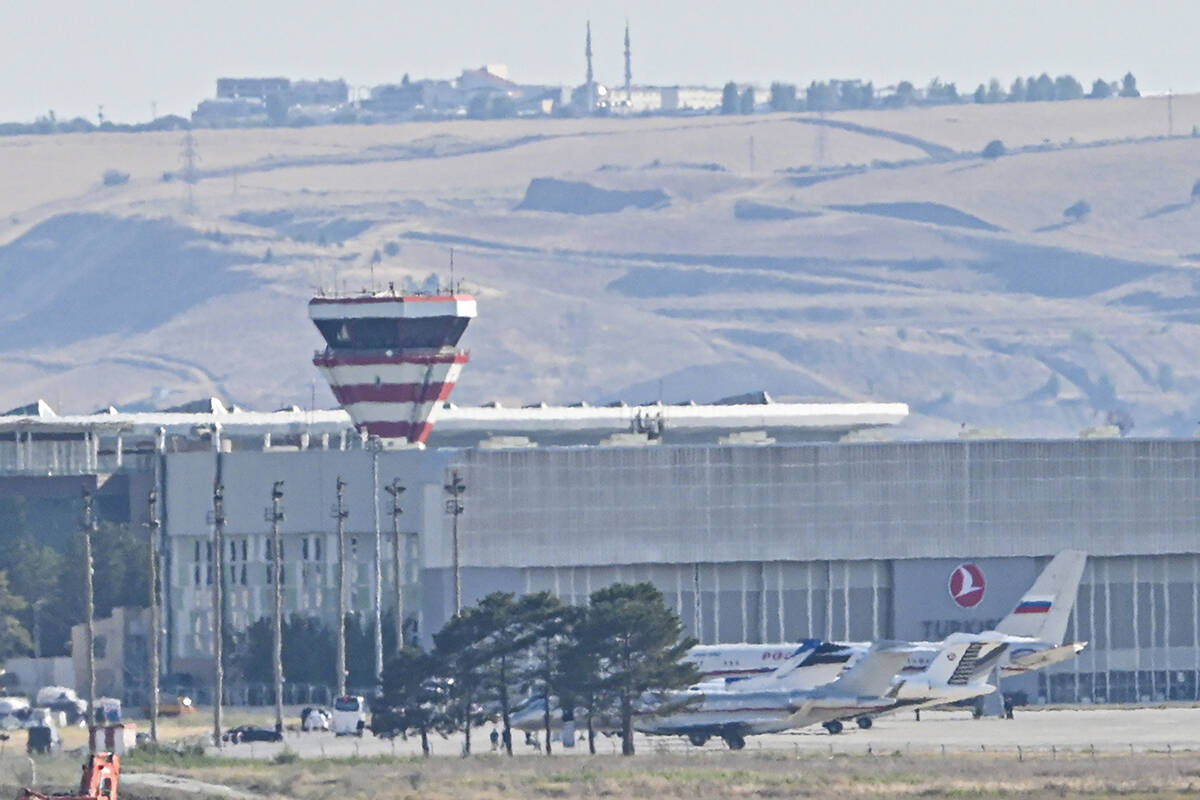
left=688, top=733, right=710, bottom=747
left=822, top=720, right=844, bottom=735
left=721, top=732, right=746, bottom=750
left=855, top=716, right=873, bottom=730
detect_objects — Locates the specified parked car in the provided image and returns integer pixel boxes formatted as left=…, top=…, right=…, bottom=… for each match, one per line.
left=0, top=697, right=31, bottom=731
left=300, top=706, right=331, bottom=731
left=35, top=687, right=87, bottom=725
left=222, top=725, right=282, bottom=744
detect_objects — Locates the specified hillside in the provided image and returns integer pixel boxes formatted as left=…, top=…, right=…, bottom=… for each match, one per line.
left=2, top=96, right=1199, bottom=438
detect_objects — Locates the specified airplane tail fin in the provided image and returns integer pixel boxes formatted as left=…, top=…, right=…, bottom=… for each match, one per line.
left=826, top=642, right=911, bottom=697
left=993, top=550, right=1087, bottom=644
left=732, top=639, right=829, bottom=690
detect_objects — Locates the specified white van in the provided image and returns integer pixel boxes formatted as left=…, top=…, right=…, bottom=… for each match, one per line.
left=331, top=696, right=366, bottom=737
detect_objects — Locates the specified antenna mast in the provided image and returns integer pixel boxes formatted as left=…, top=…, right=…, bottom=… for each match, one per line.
left=585, top=21, right=595, bottom=114
left=624, top=20, right=632, bottom=105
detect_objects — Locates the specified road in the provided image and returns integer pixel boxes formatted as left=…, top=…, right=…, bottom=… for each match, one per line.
left=205, top=705, right=1200, bottom=759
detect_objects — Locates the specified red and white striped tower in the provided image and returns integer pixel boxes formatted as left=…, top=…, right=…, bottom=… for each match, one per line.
left=309, top=291, right=476, bottom=445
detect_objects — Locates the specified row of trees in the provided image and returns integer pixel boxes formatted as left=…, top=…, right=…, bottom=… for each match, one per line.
left=373, top=583, right=699, bottom=757
left=972, top=72, right=1139, bottom=104
left=733, top=72, right=1142, bottom=113
left=0, top=494, right=149, bottom=662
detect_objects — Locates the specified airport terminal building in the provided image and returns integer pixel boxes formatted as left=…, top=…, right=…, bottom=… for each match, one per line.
left=4, top=399, right=1200, bottom=706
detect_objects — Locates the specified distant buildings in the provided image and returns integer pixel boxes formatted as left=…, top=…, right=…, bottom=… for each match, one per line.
left=194, top=77, right=351, bottom=126
left=192, top=23, right=730, bottom=129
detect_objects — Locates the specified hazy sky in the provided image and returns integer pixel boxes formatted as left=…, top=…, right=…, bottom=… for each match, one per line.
left=2, top=0, right=1195, bottom=123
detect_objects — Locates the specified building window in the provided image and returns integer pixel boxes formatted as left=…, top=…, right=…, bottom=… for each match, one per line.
left=315, top=538, right=322, bottom=560
left=303, top=538, right=309, bottom=561
left=94, top=635, right=107, bottom=659
left=193, top=565, right=200, bottom=586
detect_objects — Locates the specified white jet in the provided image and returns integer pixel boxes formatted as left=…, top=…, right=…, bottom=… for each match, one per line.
left=687, top=550, right=1089, bottom=688
left=637, top=638, right=983, bottom=749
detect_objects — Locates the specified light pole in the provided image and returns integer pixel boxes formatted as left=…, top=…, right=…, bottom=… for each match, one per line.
left=210, top=482, right=225, bottom=748
left=443, top=470, right=466, bottom=616
left=369, top=437, right=383, bottom=683
left=332, top=476, right=349, bottom=697
left=81, top=488, right=96, bottom=750
left=146, top=489, right=161, bottom=743
left=384, top=480, right=405, bottom=650
left=267, top=482, right=285, bottom=733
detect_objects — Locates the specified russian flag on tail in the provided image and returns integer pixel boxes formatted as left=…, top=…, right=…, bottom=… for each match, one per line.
left=1013, top=598, right=1053, bottom=614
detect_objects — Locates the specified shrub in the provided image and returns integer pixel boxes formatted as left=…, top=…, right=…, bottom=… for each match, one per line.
left=272, top=747, right=300, bottom=764
left=102, top=169, right=129, bottom=186
left=981, top=139, right=1005, bottom=159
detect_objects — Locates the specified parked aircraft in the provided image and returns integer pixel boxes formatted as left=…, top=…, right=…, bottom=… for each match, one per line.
left=639, top=638, right=993, bottom=748
left=687, top=550, right=1088, bottom=687
left=635, top=640, right=914, bottom=749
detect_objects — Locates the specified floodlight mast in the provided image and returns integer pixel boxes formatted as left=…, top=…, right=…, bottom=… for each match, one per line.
left=444, top=471, right=466, bottom=615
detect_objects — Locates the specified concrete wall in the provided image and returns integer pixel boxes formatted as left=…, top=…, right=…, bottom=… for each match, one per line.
left=1, top=656, right=74, bottom=694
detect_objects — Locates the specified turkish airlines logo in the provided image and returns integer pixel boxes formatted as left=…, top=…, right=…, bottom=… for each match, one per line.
left=949, top=563, right=986, bottom=608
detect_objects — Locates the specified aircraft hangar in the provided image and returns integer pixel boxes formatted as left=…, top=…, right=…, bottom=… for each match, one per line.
left=4, top=401, right=1200, bottom=705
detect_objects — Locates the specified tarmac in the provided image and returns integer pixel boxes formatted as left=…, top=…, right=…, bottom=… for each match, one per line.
left=203, top=705, right=1200, bottom=759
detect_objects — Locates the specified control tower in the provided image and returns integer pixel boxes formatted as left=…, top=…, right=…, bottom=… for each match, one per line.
left=309, top=290, right=476, bottom=445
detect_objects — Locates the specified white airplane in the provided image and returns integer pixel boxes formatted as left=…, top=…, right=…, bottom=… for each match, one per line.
left=511, top=635, right=1004, bottom=743
left=688, top=550, right=1088, bottom=688
left=637, top=638, right=989, bottom=748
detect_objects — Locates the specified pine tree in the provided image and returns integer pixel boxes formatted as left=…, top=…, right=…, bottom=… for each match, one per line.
left=375, top=646, right=453, bottom=756
left=739, top=87, right=755, bottom=115
left=1009, top=77, right=1027, bottom=102
left=769, top=82, right=797, bottom=112
left=721, top=82, right=739, bottom=115
left=1120, top=72, right=1140, bottom=98
left=520, top=596, right=580, bottom=754
left=581, top=583, right=699, bottom=756
left=432, top=606, right=490, bottom=755
left=1090, top=78, right=1113, bottom=99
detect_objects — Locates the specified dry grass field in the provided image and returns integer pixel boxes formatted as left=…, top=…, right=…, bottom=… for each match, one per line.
left=2, top=96, right=1200, bottom=436
left=5, top=747, right=1200, bottom=800
left=4, top=707, right=1200, bottom=800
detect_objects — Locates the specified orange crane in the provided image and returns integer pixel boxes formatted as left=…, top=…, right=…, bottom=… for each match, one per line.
left=17, top=754, right=119, bottom=800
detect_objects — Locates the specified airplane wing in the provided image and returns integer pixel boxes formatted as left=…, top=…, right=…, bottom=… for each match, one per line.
left=1003, top=641, right=1088, bottom=674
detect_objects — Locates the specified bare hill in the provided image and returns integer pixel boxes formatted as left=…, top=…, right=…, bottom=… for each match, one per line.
left=2, top=97, right=1199, bottom=438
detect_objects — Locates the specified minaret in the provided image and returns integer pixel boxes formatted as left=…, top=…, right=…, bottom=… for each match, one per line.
left=624, top=20, right=632, bottom=105
left=585, top=20, right=595, bottom=114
